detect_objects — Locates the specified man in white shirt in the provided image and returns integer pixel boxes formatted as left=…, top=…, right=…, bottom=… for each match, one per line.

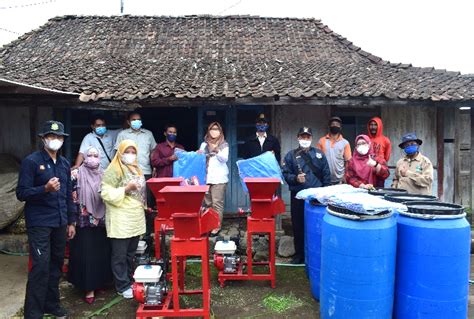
left=115, top=111, right=157, bottom=212
left=74, top=116, right=117, bottom=170
left=115, top=111, right=157, bottom=176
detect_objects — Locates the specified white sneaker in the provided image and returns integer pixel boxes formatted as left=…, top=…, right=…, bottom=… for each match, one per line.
left=120, top=287, right=133, bottom=299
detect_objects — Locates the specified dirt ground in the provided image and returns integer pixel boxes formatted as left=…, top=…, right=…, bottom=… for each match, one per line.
left=53, top=262, right=318, bottom=318
left=7, top=252, right=474, bottom=318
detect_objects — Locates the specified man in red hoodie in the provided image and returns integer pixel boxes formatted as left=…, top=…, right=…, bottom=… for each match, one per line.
left=367, top=117, right=392, bottom=187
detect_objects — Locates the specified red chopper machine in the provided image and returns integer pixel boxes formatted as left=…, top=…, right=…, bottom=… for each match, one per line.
left=146, top=177, right=184, bottom=259
left=132, top=185, right=220, bottom=319
left=213, top=177, right=285, bottom=288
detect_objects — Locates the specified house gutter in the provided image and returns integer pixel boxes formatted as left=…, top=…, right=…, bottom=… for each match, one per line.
left=0, top=78, right=80, bottom=96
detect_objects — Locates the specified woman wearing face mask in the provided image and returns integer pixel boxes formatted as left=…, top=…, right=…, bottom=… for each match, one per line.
left=198, top=122, right=229, bottom=236
left=68, top=147, right=112, bottom=304
left=101, top=140, right=146, bottom=299
left=345, top=135, right=389, bottom=190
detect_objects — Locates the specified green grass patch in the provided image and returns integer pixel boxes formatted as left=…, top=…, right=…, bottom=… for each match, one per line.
left=261, top=293, right=304, bottom=314
left=185, top=262, right=204, bottom=277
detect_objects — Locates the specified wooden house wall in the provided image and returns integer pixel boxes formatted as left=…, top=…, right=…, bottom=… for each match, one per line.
left=0, top=105, right=53, bottom=161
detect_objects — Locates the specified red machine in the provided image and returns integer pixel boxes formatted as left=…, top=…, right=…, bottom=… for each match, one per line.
left=133, top=185, right=220, bottom=319
left=146, top=177, right=183, bottom=259
left=213, top=177, right=285, bottom=288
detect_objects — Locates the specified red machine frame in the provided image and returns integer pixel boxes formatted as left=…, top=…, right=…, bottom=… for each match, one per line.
left=216, top=177, right=285, bottom=288
left=146, top=177, right=183, bottom=259
left=134, top=185, right=219, bottom=319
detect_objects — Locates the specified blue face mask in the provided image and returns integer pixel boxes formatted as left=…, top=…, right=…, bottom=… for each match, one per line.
left=256, top=124, right=268, bottom=132
left=95, top=126, right=107, bottom=135
left=166, top=133, right=177, bottom=142
left=404, top=144, right=419, bottom=155
left=130, top=119, right=142, bottom=130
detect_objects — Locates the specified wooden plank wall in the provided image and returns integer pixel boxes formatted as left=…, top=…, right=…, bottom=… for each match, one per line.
left=455, top=108, right=472, bottom=208
left=0, top=106, right=53, bottom=161
left=442, top=107, right=456, bottom=202
left=381, top=105, right=438, bottom=196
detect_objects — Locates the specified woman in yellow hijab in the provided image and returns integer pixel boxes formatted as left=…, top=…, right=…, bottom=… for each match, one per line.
left=101, top=139, right=146, bottom=299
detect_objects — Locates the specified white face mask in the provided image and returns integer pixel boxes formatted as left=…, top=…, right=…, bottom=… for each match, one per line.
left=44, top=139, right=63, bottom=151
left=209, top=130, right=221, bottom=139
left=357, top=144, right=370, bottom=155
left=299, top=140, right=312, bottom=148
left=121, top=153, right=136, bottom=165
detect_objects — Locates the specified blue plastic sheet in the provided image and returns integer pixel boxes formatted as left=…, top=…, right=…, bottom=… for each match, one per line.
left=173, top=150, right=207, bottom=185
left=236, top=151, right=284, bottom=193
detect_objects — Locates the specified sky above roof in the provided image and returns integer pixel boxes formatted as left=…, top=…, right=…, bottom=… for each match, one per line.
left=0, top=0, right=473, bottom=74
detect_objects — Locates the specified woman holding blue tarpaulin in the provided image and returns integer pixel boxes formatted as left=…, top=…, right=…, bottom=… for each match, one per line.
left=198, top=122, right=229, bottom=236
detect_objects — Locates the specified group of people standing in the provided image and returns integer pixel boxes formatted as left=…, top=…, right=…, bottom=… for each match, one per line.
left=16, top=111, right=433, bottom=318
left=282, top=116, right=434, bottom=264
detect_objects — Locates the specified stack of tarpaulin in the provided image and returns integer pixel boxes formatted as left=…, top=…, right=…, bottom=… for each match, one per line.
left=296, top=184, right=407, bottom=215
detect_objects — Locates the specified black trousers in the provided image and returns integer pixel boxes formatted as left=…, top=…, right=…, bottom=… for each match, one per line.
left=25, top=226, right=67, bottom=319
left=290, top=193, right=305, bottom=259
left=110, top=236, right=139, bottom=293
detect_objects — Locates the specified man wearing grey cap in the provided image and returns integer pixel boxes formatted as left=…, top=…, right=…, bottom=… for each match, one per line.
left=282, top=127, right=331, bottom=264
left=16, top=120, right=76, bottom=318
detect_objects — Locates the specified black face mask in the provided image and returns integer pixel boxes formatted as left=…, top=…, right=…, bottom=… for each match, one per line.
left=329, top=126, right=341, bottom=134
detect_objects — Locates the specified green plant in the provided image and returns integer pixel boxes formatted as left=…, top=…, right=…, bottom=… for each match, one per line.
left=261, top=293, right=303, bottom=313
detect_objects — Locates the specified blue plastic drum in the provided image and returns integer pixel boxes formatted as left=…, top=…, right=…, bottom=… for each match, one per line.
left=320, top=206, right=397, bottom=319
left=394, top=201, right=470, bottom=319
left=384, top=193, right=438, bottom=218
left=304, top=199, right=326, bottom=300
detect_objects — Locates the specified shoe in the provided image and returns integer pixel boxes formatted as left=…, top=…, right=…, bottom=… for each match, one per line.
left=291, top=256, right=304, bottom=265
left=84, top=297, right=95, bottom=304
left=45, top=306, right=69, bottom=317
left=209, top=229, right=220, bottom=237
left=119, top=287, right=133, bottom=299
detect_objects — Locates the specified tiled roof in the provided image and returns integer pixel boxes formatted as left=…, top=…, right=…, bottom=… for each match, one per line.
left=0, top=15, right=473, bottom=101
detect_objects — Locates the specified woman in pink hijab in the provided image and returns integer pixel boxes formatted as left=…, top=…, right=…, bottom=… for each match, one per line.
left=68, top=147, right=112, bottom=304
left=345, top=135, right=389, bottom=189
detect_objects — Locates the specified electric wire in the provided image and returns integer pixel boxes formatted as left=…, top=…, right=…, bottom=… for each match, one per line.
left=0, top=0, right=56, bottom=10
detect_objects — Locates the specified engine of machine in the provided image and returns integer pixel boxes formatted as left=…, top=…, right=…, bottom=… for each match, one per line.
left=132, top=265, right=166, bottom=305
left=214, top=240, right=240, bottom=274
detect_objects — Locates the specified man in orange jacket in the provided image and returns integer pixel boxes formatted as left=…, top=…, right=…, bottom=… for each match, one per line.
left=367, top=116, right=392, bottom=187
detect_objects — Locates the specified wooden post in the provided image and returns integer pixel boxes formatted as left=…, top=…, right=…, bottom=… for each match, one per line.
left=436, top=106, right=444, bottom=200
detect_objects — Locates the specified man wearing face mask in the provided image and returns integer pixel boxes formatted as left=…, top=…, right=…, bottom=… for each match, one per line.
left=115, top=111, right=157, bottom=208
left=282, top=127, right=331, bottom=264
left=151, top=124, right=185, bottom=177
left=242, top=113, right=281, bottom=163
left=317, top=116, right=352, bottom=184
left=392, top=133, right=433, bottom=195
left=73, top=116, right=117, bottom=170
left=16, top=120, right=77, bottom=319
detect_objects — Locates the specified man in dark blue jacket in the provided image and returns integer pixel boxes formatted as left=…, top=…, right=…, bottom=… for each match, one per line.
left=16, top=120, right=76, bottom=319
left=282, top=127, right=331, bottom=264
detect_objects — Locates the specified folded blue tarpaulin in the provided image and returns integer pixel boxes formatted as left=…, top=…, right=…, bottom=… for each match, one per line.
left=236, top=151, right=284, bottom=193
left=173, top=150, right=207, bottom=185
